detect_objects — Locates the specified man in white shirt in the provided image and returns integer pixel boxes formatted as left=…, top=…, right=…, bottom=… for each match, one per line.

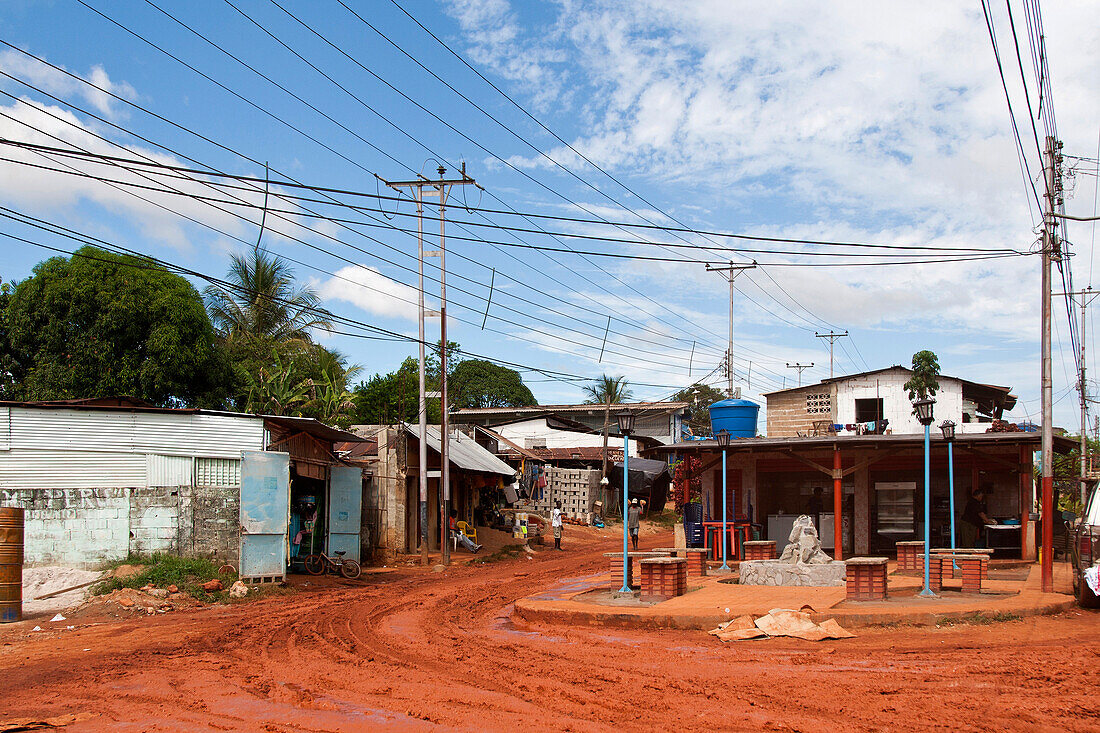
left=552, top=500, right=563, bottom=550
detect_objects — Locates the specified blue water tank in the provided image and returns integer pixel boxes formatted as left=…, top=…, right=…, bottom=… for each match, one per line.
left=708, top=398, right=760, bottom=439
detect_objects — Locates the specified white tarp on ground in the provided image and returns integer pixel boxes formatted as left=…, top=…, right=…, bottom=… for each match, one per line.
left=21, top=566, right=102, bottom=616
left=1085, top=564, right=1100, bottom=595
left=709, top=608, right=855, bottom=642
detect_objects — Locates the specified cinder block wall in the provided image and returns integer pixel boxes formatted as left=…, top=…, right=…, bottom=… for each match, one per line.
left=766, top=386, right=835, bottom=437
left=1, top=485, right=240, bottom=568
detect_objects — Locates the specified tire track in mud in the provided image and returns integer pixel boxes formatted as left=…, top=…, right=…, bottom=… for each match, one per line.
left=1, top=535, right=1098, bottom=731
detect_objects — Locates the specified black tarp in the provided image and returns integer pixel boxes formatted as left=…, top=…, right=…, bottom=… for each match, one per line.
left=609, top=457, right=671, bottom=512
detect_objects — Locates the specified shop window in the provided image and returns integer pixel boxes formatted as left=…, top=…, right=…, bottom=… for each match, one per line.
left=855, top=398, right=884, bottom=423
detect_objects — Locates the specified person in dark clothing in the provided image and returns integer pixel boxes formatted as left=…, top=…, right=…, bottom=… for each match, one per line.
left=959, top=487, right=993, bottom=548
left=807, top=487, right=824, bottom=531
left=627, top=498, right=641, bottom=550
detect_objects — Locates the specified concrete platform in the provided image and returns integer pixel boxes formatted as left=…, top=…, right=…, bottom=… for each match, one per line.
left=513, top=561, right=1076, bottom=630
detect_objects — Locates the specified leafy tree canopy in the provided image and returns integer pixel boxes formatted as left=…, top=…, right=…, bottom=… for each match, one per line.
left=450, top=359, right=535, bottom=409
left=6, top=247, right=231, bottom=407
left=903, top=350, right=941, bottom=401
left=672, top=382, right=726, bottom=435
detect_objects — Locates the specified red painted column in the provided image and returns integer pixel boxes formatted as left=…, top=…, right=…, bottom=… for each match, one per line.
left=834, top=446, right=843, bottom=560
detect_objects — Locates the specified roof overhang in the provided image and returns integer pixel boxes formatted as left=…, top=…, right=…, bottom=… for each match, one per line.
left=647, top=431, right=1075, bottom=455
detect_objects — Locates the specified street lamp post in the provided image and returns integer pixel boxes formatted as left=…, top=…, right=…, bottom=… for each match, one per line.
left=716, top=429, right=732, bottom=571
left=940, top=420, right=957, bottom=570
left=913, top=397, right=936, bottom=597
left=617, top=410, right=635, bottom=594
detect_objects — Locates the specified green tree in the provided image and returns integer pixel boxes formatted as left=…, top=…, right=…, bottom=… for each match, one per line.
left=450, top=359, right=535, bottom=409
left=903, top=350, right=941, bottom=401
left=204, top=245, right=332, bottom=346
left=584, top=374, right=633, bottom=481
left=672, top=382, right=726, bottom=436
left=6, top=247, right=232, bottom=406
left=0, top=278, right=18, bottom=399
left=351, top=357, right=419, bottom=425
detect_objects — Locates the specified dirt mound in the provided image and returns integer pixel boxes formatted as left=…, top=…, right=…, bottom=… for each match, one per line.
left=109, top=564, right=146, bottom=581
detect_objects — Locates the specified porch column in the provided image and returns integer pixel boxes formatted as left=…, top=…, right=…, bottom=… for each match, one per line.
left=854, top=465, right=870, bottom=555
left=833, top=445, right=843, bottom=560
left=1020, top=445, right=1035, bottom=561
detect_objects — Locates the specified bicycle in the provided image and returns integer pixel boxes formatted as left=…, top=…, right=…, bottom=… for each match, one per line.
left=303, top=550, right=362, bottom=579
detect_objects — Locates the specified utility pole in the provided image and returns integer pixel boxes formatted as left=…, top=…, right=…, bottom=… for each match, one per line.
left=385, top=164, right=479, bottom=566
left=786, top=362, right=814, bottom=387
left=1040, top=135, right=1063, bottom=592
left=1057, top=286, right=1099, bottom=506
left=706, top=261, right=756, bottom=397
left=815, top=331, right=848, bottom=379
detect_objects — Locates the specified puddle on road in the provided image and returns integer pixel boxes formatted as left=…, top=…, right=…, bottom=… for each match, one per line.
left=525, top=573, right=607, bottom=602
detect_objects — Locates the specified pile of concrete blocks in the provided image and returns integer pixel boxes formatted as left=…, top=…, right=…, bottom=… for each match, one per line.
left=546, top=467, right=600, bottom=520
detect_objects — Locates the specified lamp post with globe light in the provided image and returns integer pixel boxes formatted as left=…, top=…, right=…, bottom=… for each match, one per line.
left=716, top=429, right=732, bottom=571
left=616, top=410, right=635, bottom=594
left=913, top=397, right=936, bottom=597
left=940, top=420, right=957, bottom=570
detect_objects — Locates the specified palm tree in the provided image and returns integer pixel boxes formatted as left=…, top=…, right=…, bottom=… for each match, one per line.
left=584, top=374, right=634, bottom=491
left=205, top=245, right=332, bottom=345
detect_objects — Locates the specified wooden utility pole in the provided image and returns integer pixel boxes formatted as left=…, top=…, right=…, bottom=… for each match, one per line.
left=1057, top=286, right=1099, bottom=506
left=786, top=362, right=814, bottom=387
left=1040, top=135, right=1062, bottom=592
left=385, top=164, right=479, bottom=566
left=815, top=331, right=848, bottom=379
left=706, top=261, right=756, bottom=397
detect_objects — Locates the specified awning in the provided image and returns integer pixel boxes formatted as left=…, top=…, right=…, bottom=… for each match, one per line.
left=404, top=424, right=516, bottom=476
left=263, top=415, right=368, bottom=444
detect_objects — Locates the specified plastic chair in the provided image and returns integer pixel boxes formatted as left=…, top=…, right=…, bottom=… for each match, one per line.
left=457, top=521, right=477, bottom=544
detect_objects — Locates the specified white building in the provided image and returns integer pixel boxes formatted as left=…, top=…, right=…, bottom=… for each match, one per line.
left=764, top=366, right=1019, bottom=438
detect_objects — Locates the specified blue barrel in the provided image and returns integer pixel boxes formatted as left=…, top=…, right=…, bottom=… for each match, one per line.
left=708, top=398, right=760, bottom=438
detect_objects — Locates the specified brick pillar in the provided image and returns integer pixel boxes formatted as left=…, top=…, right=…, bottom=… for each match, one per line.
left=845, top=558, right=889, bottom=601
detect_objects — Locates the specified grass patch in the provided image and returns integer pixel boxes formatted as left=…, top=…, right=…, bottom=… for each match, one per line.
left=472, top=544, right=528, bottom=565
left=94, top=553, right=237, bottom=600
left=646, top=510, right=682, bottom=528
left=937, top=611, right=1023, bottom=627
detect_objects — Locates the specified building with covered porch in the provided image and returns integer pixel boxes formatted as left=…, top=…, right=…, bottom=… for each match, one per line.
left=650, top=431, right=1073, bottom=561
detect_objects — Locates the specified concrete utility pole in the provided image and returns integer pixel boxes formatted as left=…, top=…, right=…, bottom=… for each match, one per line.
left=385, top=164, right=479, bottom=566
left=786, top=362, right=814, bottom=387
left=1040, top=135, right=1063, bottom=592
left=815, top=331, right=848, bottom=379
left=706, top=261, right=756, bottom=397
left=1057, top=286, right=1099, bottom=506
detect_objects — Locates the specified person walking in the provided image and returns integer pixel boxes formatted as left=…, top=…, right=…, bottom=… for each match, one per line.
left=552, top=500, right=563, bottom=550
left=627, top=498, right=641, bottom=551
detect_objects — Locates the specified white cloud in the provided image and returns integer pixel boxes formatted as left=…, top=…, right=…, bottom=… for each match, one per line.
left=320, top=264, right=423, bottom=322
left=0, top=49, right=136, bottom=119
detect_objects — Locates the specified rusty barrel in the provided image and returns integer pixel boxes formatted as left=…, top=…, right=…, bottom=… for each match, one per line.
left=0, top=507, right=24, bottom=623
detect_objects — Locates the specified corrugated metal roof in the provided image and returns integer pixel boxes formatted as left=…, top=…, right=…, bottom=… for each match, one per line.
left=647, top=431, right=1076, bottom=454
left=403, top=424, right=515, bottom=476
left=452, top=401, right=688, bottom=416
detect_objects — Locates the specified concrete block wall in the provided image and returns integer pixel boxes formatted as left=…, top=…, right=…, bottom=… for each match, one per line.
left=766, top=386, right=834, bottom=437
left=1, top=488, right=130, bottom=566
left=0, top=485, right=241, bottom=567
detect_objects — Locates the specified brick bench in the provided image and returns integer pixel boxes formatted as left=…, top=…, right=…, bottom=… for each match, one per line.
left=652, top=547, right=708, bottom=577
left=743, top=540, right=776, bottom=561
left=932, top=553, right=985, bottom=593
left=603, top=551, right=670, bottom=587
left=932, top=548, right=993, bottom=580
left=895, top=541, right=924, bottom=571
left=639, top=558, right=687, bottom=602
left=845, top=557, right=889, bottom=601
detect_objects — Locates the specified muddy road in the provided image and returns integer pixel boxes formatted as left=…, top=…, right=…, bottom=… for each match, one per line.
left=2, top=532, right=1098, bottom=731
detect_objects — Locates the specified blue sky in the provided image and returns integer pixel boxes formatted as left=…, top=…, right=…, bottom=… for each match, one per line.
left=0, top=1, right=1097, bottom=430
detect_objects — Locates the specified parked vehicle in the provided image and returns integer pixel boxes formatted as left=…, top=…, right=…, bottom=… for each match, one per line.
left=1067, top=485, right=1100, bottom=608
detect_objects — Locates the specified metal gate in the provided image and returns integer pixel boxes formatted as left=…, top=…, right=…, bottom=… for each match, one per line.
left=239, top=450, right=290, bottom=581
left=327, top=465, right=362, bottom=561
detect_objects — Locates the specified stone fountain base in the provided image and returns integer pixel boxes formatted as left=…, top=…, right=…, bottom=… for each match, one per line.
left=738, top=560, right=847, bottom=587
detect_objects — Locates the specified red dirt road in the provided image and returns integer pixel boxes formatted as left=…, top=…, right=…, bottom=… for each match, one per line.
left=2, top=532, right=1098, bottom=732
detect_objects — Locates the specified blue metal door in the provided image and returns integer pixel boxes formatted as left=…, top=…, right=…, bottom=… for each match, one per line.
left=327, top=465, right=362, bottom=561
left=239, top=450, right=290, bottom=578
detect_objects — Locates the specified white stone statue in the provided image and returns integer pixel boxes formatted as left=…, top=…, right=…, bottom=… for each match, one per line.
left=778, top=515, right=833, bottom=565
